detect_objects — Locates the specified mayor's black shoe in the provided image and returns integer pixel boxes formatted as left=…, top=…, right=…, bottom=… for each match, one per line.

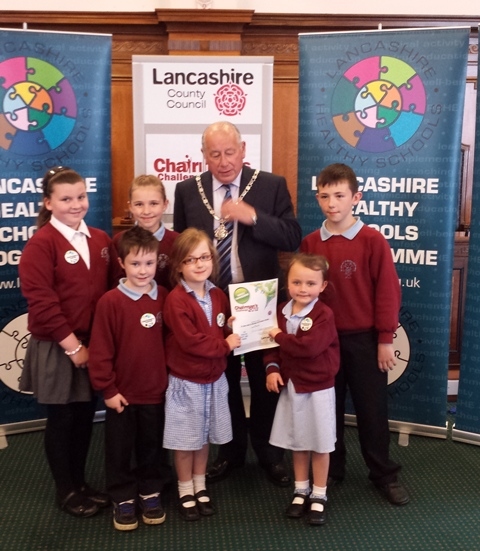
left=261, top=462, right=291, bottom=487
left=57, top=490, right=99, bottom=518
left=377, top=482, right=410, bottom=506
left=206, top=458, right=243, bottom=483
left=79, top=485, right=110, bottom=508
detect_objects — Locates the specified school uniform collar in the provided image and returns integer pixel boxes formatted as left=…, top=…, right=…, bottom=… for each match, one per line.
left=282, top=297, right=318, bottom=320
left=320, top=217, right=364, bottom=241
left=181, top=278, right=215, bottom=296
left=134, top=221, right=165, bottom=241
left=152, top=222, right=166, bottom=241
left=50, top=215, right=91, bottom=241
left=117, top=278, right=158, bottom=301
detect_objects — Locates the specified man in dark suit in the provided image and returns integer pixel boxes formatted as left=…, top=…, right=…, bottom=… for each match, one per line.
left=173, top=121, right=302, bottom=486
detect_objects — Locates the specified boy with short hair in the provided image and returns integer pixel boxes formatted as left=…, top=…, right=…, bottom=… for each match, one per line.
left=300, top=163, right=409, bottom=506
left=89, top=225, right=169, bottom=530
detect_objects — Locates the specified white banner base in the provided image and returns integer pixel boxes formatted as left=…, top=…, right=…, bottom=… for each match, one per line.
left=345, top=414, right=448, bottom=448
left=452, top=428, right=480, bottom=446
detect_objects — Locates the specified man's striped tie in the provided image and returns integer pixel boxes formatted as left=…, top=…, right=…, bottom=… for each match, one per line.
left=217, top=184, right=233, bottom=292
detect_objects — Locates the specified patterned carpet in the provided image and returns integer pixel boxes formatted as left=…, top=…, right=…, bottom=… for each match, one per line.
left=1, top=411, right=479, bottom=551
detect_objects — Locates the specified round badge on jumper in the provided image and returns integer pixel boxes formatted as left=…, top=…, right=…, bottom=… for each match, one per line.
left=217, top=313, right=226, bottom=327
left=300, top=317, right=313, bottom=331
left=65, top=250, right=80, bottom=264
left=141, top=313, right=156, bottom=328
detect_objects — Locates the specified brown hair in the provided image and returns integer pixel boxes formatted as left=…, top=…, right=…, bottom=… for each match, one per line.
left=37, top=166, right=85, bottom=228
left=287, top=252, right=329, bottom=282
left=129, top=174, right=167, bottom=202
left=317, top=163, right=358, bottom=194
left=169, top=228, right=219, bottom=287
left=117, top=225, right=158, bottom=261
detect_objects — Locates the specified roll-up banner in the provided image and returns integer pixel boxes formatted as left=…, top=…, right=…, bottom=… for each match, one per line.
left=298, top=27, right=470, bottom=439
left=453, top=29, right=480, bottom=446
left=132, top=55, right=274, bottom=224
left=0, top=29, right=112, bottom=442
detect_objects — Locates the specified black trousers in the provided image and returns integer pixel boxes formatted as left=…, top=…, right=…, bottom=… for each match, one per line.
left=44, top=400, right=96, bottom=497
left=217, top=350, right=284, bottom=465
left=105, top=403, right=165, bottom=504
left=329, top=331, right=401, bottom=486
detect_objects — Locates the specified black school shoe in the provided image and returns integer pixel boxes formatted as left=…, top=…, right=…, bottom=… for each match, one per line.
left=113, top=500, right=138, bottom=531
left=178, top=494, right=200, bottom=521
left=285, top=492, right=309, bottom=518
left=377, top=481, right=410, bottom=505
left=139, top=493, right=166, bottom=524
left=195, top=490, right=215, bottom=516
left=307, top=497, right=327, bottom=526
left=57, top=490, right=99, bottom=518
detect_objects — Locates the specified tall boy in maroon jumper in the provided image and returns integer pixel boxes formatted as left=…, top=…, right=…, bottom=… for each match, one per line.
left=301, top=163, right=409, bottom=506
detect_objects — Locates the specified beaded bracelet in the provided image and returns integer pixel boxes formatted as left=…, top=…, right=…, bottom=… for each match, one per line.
left=65, top=342, right=83, bottom=356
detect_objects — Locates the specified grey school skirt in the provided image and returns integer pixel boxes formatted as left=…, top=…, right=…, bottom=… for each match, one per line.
left=20, top=337, right=93, bottom=405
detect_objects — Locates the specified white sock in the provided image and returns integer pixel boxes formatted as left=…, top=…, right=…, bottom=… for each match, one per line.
left=294, top=480, right=311, bottom=495
left=311, top=485, right=327, bottom=500
left=193, top=474, right=209, bottom=502
left=178, top=480, right=195, bottom=508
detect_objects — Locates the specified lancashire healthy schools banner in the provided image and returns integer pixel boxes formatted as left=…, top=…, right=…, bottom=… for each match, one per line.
left=132, top=55, right=273, bottom=226
left=298, top=27, right=469, bottom=436
left=453, top=30, right=480, bottom=446
left=0, top=29, right=112, bottom=434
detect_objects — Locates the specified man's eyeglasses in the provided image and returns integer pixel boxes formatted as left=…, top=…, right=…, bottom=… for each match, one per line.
left=182, top=254, right=213, bottom=265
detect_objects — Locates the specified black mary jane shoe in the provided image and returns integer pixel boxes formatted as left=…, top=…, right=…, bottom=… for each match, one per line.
left=178, top=494, right=200, bottom=521
left=79, top=485, right=111, bottom=508
left=195, top=490, right=215, bottom=516
left=308, top=497, right=327, bottom=526
left=285, top=493, right=308, bottom=518
left=57, top=490, right=99, bottom=518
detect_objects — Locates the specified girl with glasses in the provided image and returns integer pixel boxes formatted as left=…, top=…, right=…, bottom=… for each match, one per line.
left=162, top=228, right=240, bottom=521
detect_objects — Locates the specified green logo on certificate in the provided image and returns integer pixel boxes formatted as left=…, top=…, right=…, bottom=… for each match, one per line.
left=233, top=287, right=250, bottom=304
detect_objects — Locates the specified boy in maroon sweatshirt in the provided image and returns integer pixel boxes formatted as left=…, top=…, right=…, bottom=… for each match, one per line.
left=89, top=225, right=169, bottom=530
left=301, top=163, right=409, bottom=506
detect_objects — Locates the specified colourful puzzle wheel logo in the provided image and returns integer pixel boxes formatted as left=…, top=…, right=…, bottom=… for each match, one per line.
left=331, top=56, right=426, bottom=153
left=0, top=56, right=77, bottom=154
left=214, top=83, right=247, bottom=116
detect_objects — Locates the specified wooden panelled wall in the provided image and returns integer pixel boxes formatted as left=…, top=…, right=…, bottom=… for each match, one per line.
left=2, top=10, right=478, bottom=221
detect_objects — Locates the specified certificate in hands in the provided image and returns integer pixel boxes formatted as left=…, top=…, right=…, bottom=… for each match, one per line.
left=228, top=278, right=279, bottom=356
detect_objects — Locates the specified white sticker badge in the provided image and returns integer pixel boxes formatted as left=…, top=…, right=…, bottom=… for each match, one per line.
left=64, top=250, right=80, bottom=264
left=217, top=313, right=226, bottom=327
left=141, top=313, right=156, bottom=328
left=300, top=317, right=313, bottom=331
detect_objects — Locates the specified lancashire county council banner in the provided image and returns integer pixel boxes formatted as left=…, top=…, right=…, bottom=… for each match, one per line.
left=298, top=27, right=470, bottom=437
left=453, top=29, right=480, bottom=446
left=132, top=55, right=273, bottom=226
left=0, top=29, right=112, bottom=435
